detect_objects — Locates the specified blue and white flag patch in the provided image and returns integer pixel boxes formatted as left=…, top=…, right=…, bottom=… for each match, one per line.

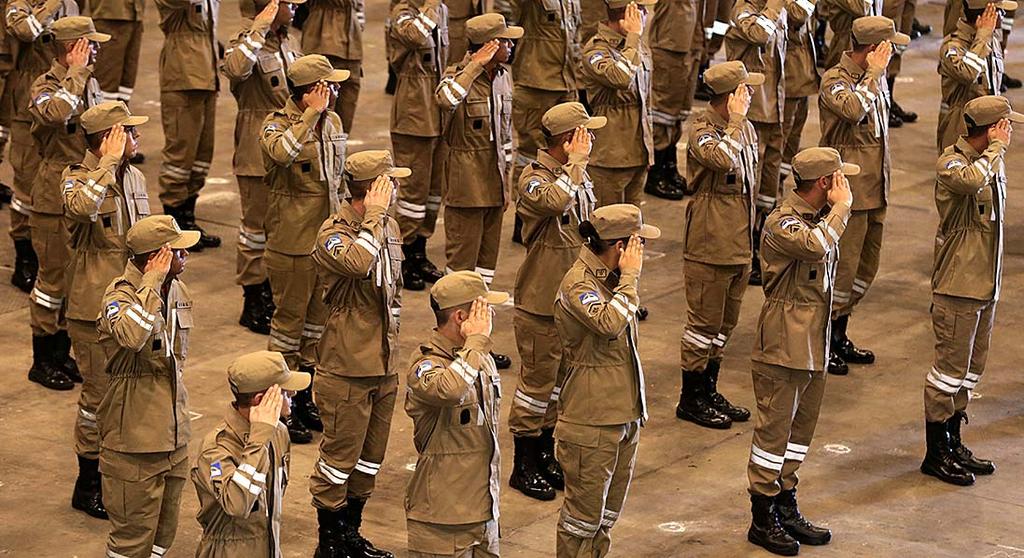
left=526, top=179, right=541, bottom=194
left=416, top=360, right=435, bottom=378
left=105, top=301, right=120, bottom=319
left=210, top=461, right=223, bottom=479
left=325, top=233, right=343, bottom=252
left=579, top=291, right=601, bottom=305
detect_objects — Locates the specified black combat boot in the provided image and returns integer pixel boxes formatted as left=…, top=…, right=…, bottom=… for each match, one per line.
left=947, top=411, right=995, bottom=475
left=676, top=370, right=732, bottom=429
left=315, top=508, right=354, bottom=558
left=704, top=360, right=750, bottom=422
left=28, top=334, right=74, bottom=390
left=260, top=279, right=277, bottom=322
left=295, top=366, right=323, bottom=432
left=814, top=20, right=828, bottom=68
left=283, top=403, right=313, bottom=445
left=512, top=214, right=525, bottom=246
left=537, top=427, right=565, bottom=490
left=887, top=77, right=917, bottom=123
left=491, top=352, right=512, bottom=370
left=636, top=305, right=649, bottom=321
left=663, top=146, right=689, bottom=194
left=163, top=203, right=201, bottom=252
left=912, top=18, right=931, bottom=36
left=1003, top=73, right=1022, bottom=89
left=775, top=489, right=831, bottom=546
left=240, top=284, right=271, bottom=334
left=695, top=60, right=712, bottom=101
left=921, top=420, right=975, bottom=486
left=749, top=494, right=800, bottom=556
left=11, top=238, right=37, bottom=292
left=509, top=436, right=556, bottom=501
left=645, top=149, right=686, bottom=200
left=345, top=498, right=394, bottom=558
left=71, top=455, right=108, bottom=519
left=831, top=314, right=874, bottom=364
left=53, top=329, right=82, bottom=383
left=400, top=243, right=427, bottom=292
left=411, top=236, right=443, bottom=283
left=826, top=350, right=848, bottom=376
left=182, top=195, right=222, bottom=249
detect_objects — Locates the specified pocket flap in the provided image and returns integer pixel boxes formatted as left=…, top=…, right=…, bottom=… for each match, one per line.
left=555, top=421, right=601, bottom=448
left=466, top=99, right=489, bottom=118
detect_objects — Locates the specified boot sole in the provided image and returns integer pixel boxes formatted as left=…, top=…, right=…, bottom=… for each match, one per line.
left=676, top=407, right=732, bottom=429
left=71, top=499, right=109, bottom=520
left=28, top=373, right=74, bottom=391
left=920, top=464, right=975, bottom=486
left=509, top=479, right=556, bottom=501
left=748, top=532, right=800, bottom=556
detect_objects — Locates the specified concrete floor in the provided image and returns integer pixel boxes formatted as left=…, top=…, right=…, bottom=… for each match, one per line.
left=1, top=1, right=1023, bottom=556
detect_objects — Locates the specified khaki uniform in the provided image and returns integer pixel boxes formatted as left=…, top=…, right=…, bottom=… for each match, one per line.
left=747, top=191, right=850, bottom=496
left=553, top=247, right=647, bottom=558
left=63, top=150, right=150, bottom=459
left=97, top=263, right=193, bottom=558
left=446, top=0, right=485, bottom=62
left=405, top=331, right=501, bottom=557
left=818, top=53, right=891, bottom=316
left=579, top=0, right=603, bottom=43
left=924, top=137, right=1005, bottom=422
left=90, top=0, right=145, bottom=103
left=881, top=0, right=912, bottom=79
left=582, top=24, right=654, bottom=207
left=704, top=0, right=734, bottom=61
left=821, top=0, right=882, bottom=69
left=388, top=0, right=448, bottom=243
left=937, top=21, right=1003, bottom=151
left=781, top=0, right=818, bottom=180
left=260, top=99, right=346, bottom=368
left=436, top=55, right=514, bottom=280
left=510, top=150, right=594, bottom=436
left=301, top=0, right=364, bottom=132
left=309, top=201, right=402, bottom=510
left=0, top=22, right=15, bottom=190
left=192, top=406, right=292, bottom=558
left=223, top=21, right=300, bottom=287
left=649, top=0, right=703, bottom=151
left=681, top=108, right=758, bottom=371
left=155, top=0, right=219, bottom=208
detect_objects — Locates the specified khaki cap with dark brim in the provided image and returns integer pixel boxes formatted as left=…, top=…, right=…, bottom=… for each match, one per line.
left=964, top=95, right=1024, bottom=126
left=466, top=13, right=524, bottom=43
left=791, top=147, right=861, bottom=180
left=228, top=351, right=311, bottom=394
left=288, top=54, right=351, bottom=87
left=345, top=150, right=412, bottom=181
left=126, top=215, right=201, bottom=255
left=542, top=102, right=607, bottom=135
left=966, top=0, right=1017, bottom=10
left=605, top=0, right=659, bottom=8
left=852, top=16, right=911, bottom=45
left=81, top=100, right=149, bottom=134
left=52, top=16, right=111, bottom=42
left=430, top=271, right=509, bottom=310
left=591, top=203, right=661, bottom=240
left=703, top=61, right=765, bottom=95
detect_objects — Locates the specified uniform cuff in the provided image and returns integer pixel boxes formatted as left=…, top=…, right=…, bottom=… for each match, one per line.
left=248, top=421, right=276, bottom=445
left=464, top=333, right=493, bottom=354
left=141, top=269, right=166, bottom=292
left=618, top=268, right=640, bottom=288
left=362, top=203, right=387, bottom=227
left=301, top=106, right=321, bottom=129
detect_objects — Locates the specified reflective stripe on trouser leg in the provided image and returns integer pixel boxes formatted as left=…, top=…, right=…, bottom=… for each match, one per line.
left=92, top=20, right=143, bottom=99
left=393, top=133, right=442, bottom=243
left=300, top=286, right=328, bottom=368
left=924, top=294, right=996, bottom=422
left=9, top=119, right=39, bottom=239
left=509, top=309, right=562, bottom=436
left=29, top=212, right=68, bottom=335
left=680, top=262, right=751, bottom=371
left=748, top=362, right=813, bottom=497
left=348, top=374, right=398, bottom=500
left=650, top=47, right=695, bottom=150
left=102, top=448, right=187, bottom=558
left=158, top=90, right=216, bottom=207
left=849, top=207, right=886, bottom=309
left=593, top=422, right=639, bottom=557
left=779, top=371, right=826, bottom=492
left=753, top=120, right=783, bottom=211
left=833, top=207, right=886, bottom=317
left=236, top=175, right=269, bottom=286
left=444, top=206, right=503, bottom=278
left=512, top=86, right=575, bottom=189
left=264, top=251, right=317, bottom=369
left=70, top=319, right=107, bottom=459
left=588, top=165, right=647, bottom=208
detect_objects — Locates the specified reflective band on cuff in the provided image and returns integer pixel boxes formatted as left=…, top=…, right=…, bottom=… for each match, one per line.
left=784, top=442, right=808, bottom=462
left=711, top=20, right=730, bottom=35
left=927, top=367, right=962, bottom=394
left=318, top=460, right=350, bottom=484
left=354, top=459, right=381, bottom=476
left=231, top=472, right=262, bottom=495
left=750, top=444, right=785, bottom=471
left=514, top=389, right=548, bottom=414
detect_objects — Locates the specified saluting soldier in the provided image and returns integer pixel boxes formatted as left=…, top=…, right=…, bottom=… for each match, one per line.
left=404, top=272, right=505, bottom=557
left=945, top=0, right=1018, bottom=94
left=817, top=16, right=906, bottom=375
left=744, top=147, right=853, bottom=556
left=920, top=96, right=1018, bottom=486
left=819, top=0, right=881, bottom=69
left=97, top=215, right=199, bottom=558
left=63, top=102, right=150, bottom=521
left=780, top=0, right=819, bottom=188
left=676, top=61, right=759, bottom=430
left=301, top=0, right=363, bottom=132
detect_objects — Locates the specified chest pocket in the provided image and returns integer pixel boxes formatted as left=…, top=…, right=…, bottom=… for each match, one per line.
left=257, top=52, right=286, bottom=91
left=98, top=196, right=124, bottom=239
left=173, top=302, right=193, bottom=361
left=975, top=186, right=995, bottom=223
left=451, top=401, right=481, bottom=427
left=464, top=99, right=491, bottom=136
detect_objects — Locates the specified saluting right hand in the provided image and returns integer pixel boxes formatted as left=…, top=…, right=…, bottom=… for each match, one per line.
left=460, top=297, right=493, bottom=338
left=254, top=0, right=280, bottom=27
left=471, top=40, right=501, bottom=66
left=67, top=38, right=90, bottom=69
left=989, top=118, right=1012, bottom=146
left=620, top=2, right=645, bottom=34
left=618, top=234, right=644, bottom=275
left=100, top=124, right=127, bottom=161
left=564, top=126, right=593, bottom=156
left=977, top=3, right=999, bottom=33
left=727, top=85, right=751, bottom=118
left=364, top=175, right=395, bottom=210
left=865, top=41, right=893, bottom=75
left=144, top=244, right=174, bottom=281
left=303, top=82, right=331, bottom=113
left=827, top=170, right=852, bottom=207
left=250, top=385, right=284, bottom=426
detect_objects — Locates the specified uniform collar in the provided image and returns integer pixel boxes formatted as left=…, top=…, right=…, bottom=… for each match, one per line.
left=284, top=97, right=304, bottom=119
left=839, top=52, right=865, bottom=79
left=703, top=106, right=728, bottom=128
left=224, top=404, right=253, bottom=443
left=428, top=328, right=461, bottom=359
left=122, top=261, right=146, bottom=288
left=956, top=19, right=977, bottom=39
left=333, top=200, right=361, bottom=223
left=597, top=22, right=627, bottom=47
left=579, top=246, right=613, bottom=281
left=48, top=60, right=68, bottom=79
left=535, top=150, right=565, bottom=172
left=954, top=136, right=981, bottom=159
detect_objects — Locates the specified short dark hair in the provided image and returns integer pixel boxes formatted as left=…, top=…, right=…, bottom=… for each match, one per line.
left=541, top=127, right=572, bottom=149
left=709, top=91, right=731, bottom=106
left=851, top=37, right=873, bottom=53
left=346, top=175, right=374, bottom=200
left=86, top=130, right=106, bottom=151
left=468, top=42, right=483, bottom=53
left=795, top=177, right=818, bottom=193
left=233, top=391, right=261, bottom=408
left=578, top=220, right=629, bottom=256
left=288, top=79, right=316, bottom=103
left=607, top=6, right=626, bottom=20
left=966, top=123, right=990, bottom=138
left=430, top=296, right=471, bottom=326
left=963, top=0, right=985, bottom=22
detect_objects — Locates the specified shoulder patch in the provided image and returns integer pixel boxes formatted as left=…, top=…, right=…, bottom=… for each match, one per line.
left=945, top=159, right=966, bottom=170
left=33, top=92, right=51, bottom=106
left=779, top=217, right=802, bottom=232
left=829, top=82, right=845, bottom=95
left=105, top=301, right=120, bottom=319
left=324, top=233, right=343, bottom=253
left=62, top=179, right=75, bottom=194
left=415, top=360, right=435, bottom=378
left=526, top=178, right=541, bottom=194
left=579, top=290, right=601, bottom=306
left=697, top=133, right=716, bottom=147
left=210, top=461, right=223, bottom=479
left=588, top=52, right=604, bottom=65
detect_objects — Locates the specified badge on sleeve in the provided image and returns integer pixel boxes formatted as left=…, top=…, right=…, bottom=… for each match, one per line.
left=945, top=159, right=965, bottom=170
left=526, top=179, right=541, bottom=194
left=697, top=134, right=715, bottom=147
left=588, top=52, right=604, bottom=65
left=579, top=291, right=601, bottom=306
left=105, top=301, right=120, bottom=319
left=829, top=83, right=845, bottom=95
left=416, top=360, right=435, bottom=378
left=33, top=93, right=51, bottom=106
left=62, top=180, right=75, bottom=194
left=210, top=461, right=223, bottom=479
left=325, top=233, right=343, bottom=253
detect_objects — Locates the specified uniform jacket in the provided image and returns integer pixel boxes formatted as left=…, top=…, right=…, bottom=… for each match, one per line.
left=260, top=99, right=347, bottom=255
left=725, top=0, right=786, bottom=124
left=649, top=0, right=700, bottom=54
left=937, top=21, right=1003, bottom=150
left=554, top=248, right=647, bottom=426
left=436, top=55, right=514, bottom=207
left=404, top=331, right=501, bottom=525
left=752, top=191, right=850, bottom=371
left=29, top=60, right=102, bottom=215
left=223, top=20, right=300, bottom=177
left=63, top=151, right=149, bottom=322
left=90, top=0, right=145, bottom=21
left=515, top=150, right=595, bottom=317
left=818, top=53, right=891, bottom=211
left=301, top=0, right=364, bottom=61
left=784, top=0, right=818, bottom=98
left=97, top=264, right=193, bottom=453
left=512, top=0, right=581, bottom=92
left=446, top=0, right=485, bottom=20
left=820, top=0, right=882, bottom=68
left=388, top=0, right=449, bottom=137
left=312, top=201, right=403, bottom=378
left=156, top=0, right=220, bottom=92
left=581, top=24, right=654, bottom=168
left=6, top=0, right=79, bottom=124
left=192, top=407, right=291, bottom=558
left=684, top=108, right=758, bottom=265
left=932, top=137, right=1006, bottom=302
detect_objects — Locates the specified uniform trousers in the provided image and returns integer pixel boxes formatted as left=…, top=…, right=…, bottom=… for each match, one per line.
left=264, top=250, right=327, bottom=370
left=680, top=261, right=751, bottom=372
left=753, top=120, right=784, bottom=213
left=29, top=211, right=68, bottom=335
left=69, top=318, right=106, bottom=459
left=8, top=118, right=38, bottom=240
left=93, top=20, right=144, bottom=103
left=832, top=207, right=886, bottom=317
left=780, top=96, right=809, bottom=182
left=158, top=90, right=216, bottom=208
left=555, top=419, right=639, bottom=558
left=588, top=165, right=646, bottom=208
left=392, top=133, right=445, bottom=244
left=747, top=362, right=826, bottom=497
left=310, top=374, right=398, bottom=510
left=235, top=175, right=268, bottom=287
left=579, top=0, right=605, bottom=44
left=443, top=205, right=503, bottom=285
left=512, top=86, right=576, bottom=185
left=0, top=56, right=12, bottom=167
left=651, top=47, right=700, bottom=151
left=407, top=519, right=499, bottom=558
left=101, top=446, right=188, bottom=558
left=924, top=293, right=997, bottom=422
left=326, top=55, right=361, bottom=134
left=509, top=309, right=562, bottom=437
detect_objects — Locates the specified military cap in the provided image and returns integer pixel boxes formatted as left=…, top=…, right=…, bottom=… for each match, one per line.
left=430, top=271, right=509, bottom=310
left=288, top=54, right=351, bottom=87
left=964, top=95, right=1024, bottom=126
left=852, top=16, right=911, bottom=45
left=228, top=351, right=311, bottom=394
left=466, top=13, right=524, bottom=44
left=591, top=204, right=661, bottom=240
left=542, top=102, right=607, bottom=135
left=126, top=215, right=201, bottom=255
left=965, top=0, right=1017, bottom=10
left=791, top=147, right=861, bottom=180
left=703, top=61, right=765, bottom=95
left=52, top=16, right=111, bottom=42
left=81, top=101, right=148, bottom=134
left=344, top=150, right=412, bottom=181
left=605, top=0, right=658, bottom=8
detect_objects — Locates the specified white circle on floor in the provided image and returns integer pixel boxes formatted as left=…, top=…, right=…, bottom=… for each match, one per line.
left=823, top=444, right=851, bottom=454
left=658, top=522, right=686, bottom=533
